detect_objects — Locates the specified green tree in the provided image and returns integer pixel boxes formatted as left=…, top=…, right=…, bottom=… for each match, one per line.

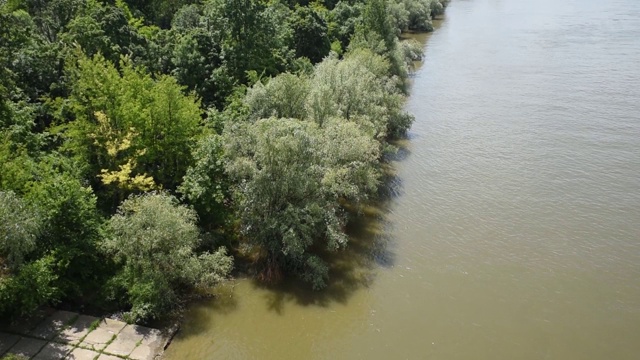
left=178, top=134, right=228, bottom=228
left=308, top=49, right=413, bottom=138
left=0, top=255, right=60, bottom=318
left=244, top=73, right=310, bottom=121
left=103, top=192, right=233, bottom=322
left=203, top=0, right=288, bottom=83
left=60, top=0, right=146, bottom=64
left=225, top=117, right=379, bottom=289
left=326, top=1, right=363, bottom=52
left=362, top=0, right=396, bottom=53
left=62, top=54, right=202, bottom=207
left=291, top=6, right=331, bottom=63
left=0, top=191, right=41, bottom=269
left=25, top=166, right=104, bottom=297
left=400, top=0, right=433, bottom=32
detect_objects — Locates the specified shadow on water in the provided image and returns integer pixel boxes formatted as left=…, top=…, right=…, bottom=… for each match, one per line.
left=174, top=286, right=239, bottom=338
left=249, top=204, right=396, bottom=314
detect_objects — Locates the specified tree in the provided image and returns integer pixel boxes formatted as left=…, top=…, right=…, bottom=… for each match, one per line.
left=60, top=1, right=146, bottom=64
left=326, top=1, right=363, bottom=52
left=178, top=134, right=228, bottom=228
left=225, top=117, right=379, bottom=289
left=401, top=0, right=433, bottom=32
left=362, top=0, right=396, bottom=53
left=244, top=72, right=310, bottom=121
left=0, top=191, right=41, bottom=269
left=103, top=192, right=233, bottom=322
left=62, top=53, right=202, bottom=208
left=0, top=255, right=60, bottom=318
left=308, top=49, right=414, bottom=138
left=290, top=6, right=331, bottom=63
left=25, top=165, right=104, bottom=297
left=203, top=0, right=288, bottom=83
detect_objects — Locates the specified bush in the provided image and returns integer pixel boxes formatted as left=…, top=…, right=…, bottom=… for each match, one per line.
left=0, top=191, right=41, bottom=269
left=0, top=255, right=60, bottom=317
left=103, top=192, right=233, bottom=322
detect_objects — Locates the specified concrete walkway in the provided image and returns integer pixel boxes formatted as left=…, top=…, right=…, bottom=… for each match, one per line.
left=1, top=309, right=167, bottom=360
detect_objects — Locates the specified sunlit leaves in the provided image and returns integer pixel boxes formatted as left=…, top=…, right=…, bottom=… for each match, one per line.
left=63, top=53, right=202, bottom=208
left=104, top=192, right=233, bottom=321
left=225, top=117, right=380, bottom=288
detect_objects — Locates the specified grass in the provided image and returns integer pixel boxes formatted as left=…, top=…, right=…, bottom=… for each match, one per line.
left=0, top=355, right=29, bottom=360
left=88, top=319, right=101, bottom=332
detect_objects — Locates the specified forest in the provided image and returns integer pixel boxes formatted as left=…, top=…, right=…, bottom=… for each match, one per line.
left=0, top=0, right=447, bottom=323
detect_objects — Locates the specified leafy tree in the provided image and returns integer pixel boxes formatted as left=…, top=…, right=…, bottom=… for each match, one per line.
left=103, top=192, right=233, bottom=322
left=0, top=153, right=101, bottom=316
left=326, top=1, right=363, bottom=52
left=291, top=6, right=331, bottom=63
left=400, top=0, right=433, bottom=32
left=123, top=0, right=195, bottom=28
left=60, top=0, right=146, bottom=64
left=389, top=0, right=449, bottom=33
left=62, top=53, right=202, bottom=207
left=308, top=49, right=413, bottom=138
left=388, top=0, right=409, bottom=35
left=0, top=191, right=41, bottom=269
left=25, top=165, right=104, bottom=297
left=170, top=27, right=224, bottom=108
left=0, top=255, right=60, bottom=317
left=244, top=73, right=310, bottom=121
left=225, top=117, right=379, bottom=289
left=178, top=134, right=229, bottom=228
left=203, top=0, right=289, bottom=83
left=0, top=7, right=57, bottom=103
left=362, top=0, right=396, bottom=53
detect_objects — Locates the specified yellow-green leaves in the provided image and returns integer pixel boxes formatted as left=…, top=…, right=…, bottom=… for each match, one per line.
left=64, top=53, right=202, bottom=207
left=90, top=111, right=157, bottom=192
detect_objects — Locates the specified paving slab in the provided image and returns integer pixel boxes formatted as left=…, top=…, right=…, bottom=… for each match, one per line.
left=96, top=354, right=122, bottom=360
left=5, top=337, right=47, bottom=358
left=102, top=324, right=144, bottom=357
left=30, top=311, right=79, bottom=340
left=127, top=326, right=164, bottom=360
left=0, top=308, right=55, bottom=334
left=56, top=315, right=99, bottom=346
left=32, top=342, right=74, bottom=360
left=79, top=319, right=126, bottom=352
left=65, top=347, right=100, bottom=360
left=0, top=332, right=21, bottom=355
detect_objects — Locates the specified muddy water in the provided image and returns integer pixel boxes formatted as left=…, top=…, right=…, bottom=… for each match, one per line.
left=165, top=0, right=640, bottom=358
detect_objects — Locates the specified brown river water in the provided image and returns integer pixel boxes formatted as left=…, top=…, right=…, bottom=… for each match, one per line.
left=164, top=0, right=640, bottom=358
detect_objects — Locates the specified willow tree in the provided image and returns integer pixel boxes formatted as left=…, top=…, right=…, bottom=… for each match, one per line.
left=0, top=191, right=41, bottom=269
left=104, top=192, right=233, bottom=322
left=225, top=117, right=379, bottom=289
left=308, top=49, right=413, bottom=138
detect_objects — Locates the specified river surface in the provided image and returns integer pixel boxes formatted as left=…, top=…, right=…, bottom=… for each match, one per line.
left=164, top=0, right=640, bottom=358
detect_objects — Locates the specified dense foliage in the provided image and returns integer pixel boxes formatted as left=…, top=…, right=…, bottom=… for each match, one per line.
left=104, top=192, right=233, bottom=321
left=0, top=0, right=447, bottom=322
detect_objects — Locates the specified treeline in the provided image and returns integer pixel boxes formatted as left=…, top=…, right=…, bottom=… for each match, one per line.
left=0, top=0, right=447, bottom=323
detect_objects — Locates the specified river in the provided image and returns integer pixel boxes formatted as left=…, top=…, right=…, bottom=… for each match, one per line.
left=164, top=0, right=640, bottom=358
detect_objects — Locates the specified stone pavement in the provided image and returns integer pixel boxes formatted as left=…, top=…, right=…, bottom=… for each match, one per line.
left=1, top=310, right=168, bottom=360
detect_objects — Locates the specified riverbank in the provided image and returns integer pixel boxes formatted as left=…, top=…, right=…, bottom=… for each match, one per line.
left=0, top=308, right=175, bottom=360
